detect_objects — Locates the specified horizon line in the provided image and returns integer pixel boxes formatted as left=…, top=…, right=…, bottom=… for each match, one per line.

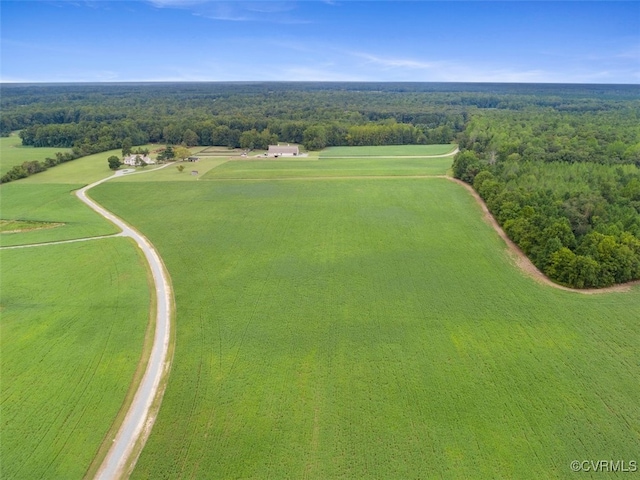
left=2, top=80, right=639, bottom=87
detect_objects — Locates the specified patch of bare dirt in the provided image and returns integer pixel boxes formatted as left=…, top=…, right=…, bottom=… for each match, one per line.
left=0, top=221, right=65, bottom=234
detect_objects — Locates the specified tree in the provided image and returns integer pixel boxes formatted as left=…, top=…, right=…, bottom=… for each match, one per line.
left=174, top=146, right=191, bottom=161
left=163, top=125, right=182, bottom=145
left=176, top=165, right=185, bottom=172
left=121, top=137, right=132, bottom=158
left=182, top=129, right=199, bottom=147
left=108, top=155, right=122, bottom=170
left=157, top=145, right=175, bottom=162
left=303, top=125, right=327, bottom=150
left=452, top=150, right=481, bottom=183
left=240, top=129, right=260, bottom=150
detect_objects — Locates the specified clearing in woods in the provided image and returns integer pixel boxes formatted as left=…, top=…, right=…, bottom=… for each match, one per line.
left=87, top=145, right=640, bottom=479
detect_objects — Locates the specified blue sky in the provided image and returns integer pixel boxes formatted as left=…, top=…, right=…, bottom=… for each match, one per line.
left=1, top=1, right=638, bottom=83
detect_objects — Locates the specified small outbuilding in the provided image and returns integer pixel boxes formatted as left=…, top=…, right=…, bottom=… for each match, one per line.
left=268, top=145, right=299, bottom=157
left=187, top=156, right=200, bottom=162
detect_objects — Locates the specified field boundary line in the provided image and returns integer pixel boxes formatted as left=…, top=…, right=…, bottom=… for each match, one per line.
left=0, top=233, right=124, bottom=249
left=204, top=174, right=450, bottom=181
left=67, top=164, right=175, bottom=480
left=447, top=177, right=639, bottom=295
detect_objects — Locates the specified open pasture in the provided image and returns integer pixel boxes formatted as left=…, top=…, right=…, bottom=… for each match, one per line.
left=0, top=134, right=72, bottom=176
left=91, top=172, right=640, bottom=479
left=0, top=238, right=150, bottom=479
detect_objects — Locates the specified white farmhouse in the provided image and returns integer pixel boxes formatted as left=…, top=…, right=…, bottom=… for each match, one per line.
left=123, top=154, right=156, bottom=166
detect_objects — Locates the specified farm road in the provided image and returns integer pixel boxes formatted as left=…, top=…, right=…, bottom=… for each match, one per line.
left=73, top=166, right=174, bottom=480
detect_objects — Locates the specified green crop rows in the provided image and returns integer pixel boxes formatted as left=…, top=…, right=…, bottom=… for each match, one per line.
left=1, top=239, right=150, bottom=478
left=1, top=141, right=152, bottom=477
left=89, top=146, right=639, bottom=479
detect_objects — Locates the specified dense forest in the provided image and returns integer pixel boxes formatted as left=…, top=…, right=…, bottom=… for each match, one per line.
left=1, top=83, right=475, bottom=152
left=2, top=82, right=639, bottom=288
left=452, top=104, right=640, bottom=288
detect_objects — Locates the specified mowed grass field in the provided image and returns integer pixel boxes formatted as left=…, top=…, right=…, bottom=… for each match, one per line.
left=90, top=145, right=640, bottom=479
left=0, top=134, right=72, bottom=176
left=1, top=238, right=150, bottom=479
left=320, top=144, right=456, bottom=157
left=201, top=144, right=456, bottom=180
left=18, top=144, right=161, bottom=185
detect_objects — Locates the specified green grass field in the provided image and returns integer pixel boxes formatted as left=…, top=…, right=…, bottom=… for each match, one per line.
left=320, top=144, right=456, bottom=157
left=1, top=238, right=150, bottom=479
left=0, top=134, right=72, bottom=176
left=115, top=158, right=230, bottom=182
left=1, top=144, right=155, bottom=476
left=17, top=144, right=161, bottom=185
left=200, top=144, right=456, bottom=180
left=0, top=183, right=118, bottom=246
left=89, top=145, right=639, bottom=479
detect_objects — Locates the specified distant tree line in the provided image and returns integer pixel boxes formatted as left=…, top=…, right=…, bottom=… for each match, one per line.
left=3, top=82, right=640, bottom=289
left=1, top=83, right=476, bottom=154
left=452, top=107, right=640, bottom=288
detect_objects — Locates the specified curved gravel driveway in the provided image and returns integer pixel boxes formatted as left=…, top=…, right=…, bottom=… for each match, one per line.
left=75, top=167, right=173, bottom=479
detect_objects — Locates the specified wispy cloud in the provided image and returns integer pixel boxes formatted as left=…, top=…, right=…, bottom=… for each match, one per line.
left=279, top=66, right=365, bottom=82
left=146, top=0, right=311, bottom=24
left=352, top=52, right=443, bottom=70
